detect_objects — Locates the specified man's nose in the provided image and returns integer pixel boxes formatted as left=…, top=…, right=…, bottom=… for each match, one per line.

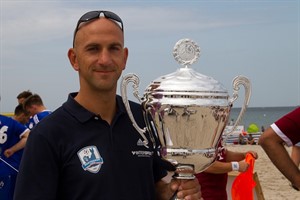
left=97, top=49, right=112, bottom=65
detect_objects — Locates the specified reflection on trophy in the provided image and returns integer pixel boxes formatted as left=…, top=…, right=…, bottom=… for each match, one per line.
left=121, top=38, right=251, bottom=196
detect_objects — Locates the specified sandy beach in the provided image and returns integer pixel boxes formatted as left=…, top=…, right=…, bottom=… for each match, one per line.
left=227, top=144, right=299, bottom=200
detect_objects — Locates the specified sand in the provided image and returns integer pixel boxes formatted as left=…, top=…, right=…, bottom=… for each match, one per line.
left=226, top=144, right=300, bottom=200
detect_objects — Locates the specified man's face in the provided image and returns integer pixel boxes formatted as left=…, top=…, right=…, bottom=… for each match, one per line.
left=25, top=105, right=37, bottom=116
left=69, top=18, right=128, bottom=93
left=18, top=113, right=30, bottom=124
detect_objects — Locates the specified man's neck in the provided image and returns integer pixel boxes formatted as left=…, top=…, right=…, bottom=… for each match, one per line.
left=75, top=91, right=117, bottom=124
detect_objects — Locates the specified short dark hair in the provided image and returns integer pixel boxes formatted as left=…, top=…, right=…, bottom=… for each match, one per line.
left=17, top=90, right=33, bottom=100
left=14, top=103, right=29, bottom=116
left=23, top=94, right=44, bottom=108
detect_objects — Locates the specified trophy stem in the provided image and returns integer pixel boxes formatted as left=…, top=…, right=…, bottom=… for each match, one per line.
left=172, top=163, right=195, bottom=179
left=170, top=164, right=195, bottom=200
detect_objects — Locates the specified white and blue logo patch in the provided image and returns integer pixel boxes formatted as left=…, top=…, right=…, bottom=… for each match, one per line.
left=77, top=146, right=103, bottom=173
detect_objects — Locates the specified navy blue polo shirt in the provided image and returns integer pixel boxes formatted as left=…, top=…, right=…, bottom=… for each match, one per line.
left=14, top=93, right=167, bottom=200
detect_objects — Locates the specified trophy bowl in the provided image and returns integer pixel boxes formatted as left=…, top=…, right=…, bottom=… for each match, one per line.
left=121, top=39, right=251, bottom=179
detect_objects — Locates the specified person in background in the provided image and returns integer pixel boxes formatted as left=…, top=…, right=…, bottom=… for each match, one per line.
left=14, top=10, right=201, bottom=200
left=247, top=134, right=255, bottom=145
left=238, top=133, right=246, bottom=145
left=259, top=107, right=300, bottom=191
left=16, top=90, right=32, bottom=104
left=0, top=114, right=30, bottom=200
left=12, top=104, right=30, bottom=125
left=261, top=125, right=265, bottom=133
left=22, top=94, right=52, bottom=129
left=196, top=140, right=258, bottom=200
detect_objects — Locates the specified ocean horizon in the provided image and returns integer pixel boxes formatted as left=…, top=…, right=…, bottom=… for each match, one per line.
left=1, top=105, right=298, bottom=131
left=229, top=106, right=298, bottom=131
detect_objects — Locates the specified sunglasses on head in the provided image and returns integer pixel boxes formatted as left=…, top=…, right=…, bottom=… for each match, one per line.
left=73, top=10, right=123, bottom=47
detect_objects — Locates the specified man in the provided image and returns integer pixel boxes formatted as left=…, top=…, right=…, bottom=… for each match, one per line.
left=259, top=107, right=300, bottom=191
left=14, top=11, right=201, bottom=200
left=22, top=94, right=52, bottom=129
left=12, top=104, right=30, bottom=125
left=0, top=114, right=30, bottom=200
left=247, top=134, right=255, bottom=145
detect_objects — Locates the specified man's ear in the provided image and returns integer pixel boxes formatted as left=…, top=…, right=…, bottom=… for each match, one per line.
left=68, top=48, right=79, bottom=71
left=122, top=47, right=129, bottom=70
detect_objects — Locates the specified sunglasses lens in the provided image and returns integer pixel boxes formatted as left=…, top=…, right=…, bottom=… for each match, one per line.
left=80, top=11, right=100, bottom=22
left=77, top=11, right=123, bottom=31
left=104, top=11, right=122, bottom=23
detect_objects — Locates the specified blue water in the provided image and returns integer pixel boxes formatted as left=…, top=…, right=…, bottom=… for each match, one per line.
left=229, top=106, right=298, bottom=131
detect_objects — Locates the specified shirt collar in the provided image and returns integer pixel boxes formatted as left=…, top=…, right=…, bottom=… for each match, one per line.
left=63, top=92, right=126, bottom=123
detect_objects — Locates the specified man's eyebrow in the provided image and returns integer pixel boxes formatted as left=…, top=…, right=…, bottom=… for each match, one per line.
left=110, top=42, right=123, bottom=47
left=81, top=41, right=123, bottom=50
left=83, top=43, right=99, bottom=49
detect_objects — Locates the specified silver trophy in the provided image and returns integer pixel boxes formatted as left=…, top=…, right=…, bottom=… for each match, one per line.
left=121, top=38, right=251, bottom=191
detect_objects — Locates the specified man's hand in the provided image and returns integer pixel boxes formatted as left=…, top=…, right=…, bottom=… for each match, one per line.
left=238, top=161, right=249, bottom=172
left=170, top=178, right=202, bottom=200
left=4, top=148, right=14, bottom=158
left=238, top=150, right=258, bottom=172
left=245, top=151, right=258, bottom=159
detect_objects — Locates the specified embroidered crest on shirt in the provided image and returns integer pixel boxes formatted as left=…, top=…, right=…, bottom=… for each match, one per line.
left=77, top=146, right=103, bottom=173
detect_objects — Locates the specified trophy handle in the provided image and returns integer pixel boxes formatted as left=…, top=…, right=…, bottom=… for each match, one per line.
left=226, top=76, right=251, bottom=138
left=120, top=73, right=149, bottom=147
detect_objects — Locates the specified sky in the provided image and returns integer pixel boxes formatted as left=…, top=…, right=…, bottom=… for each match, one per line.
left=0, top=0, right=299, bottom=112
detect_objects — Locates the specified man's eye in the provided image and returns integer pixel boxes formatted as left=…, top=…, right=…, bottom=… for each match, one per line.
left=87, top=47, right=98, bottom=51
left=110, top=45, right=121, bottom=51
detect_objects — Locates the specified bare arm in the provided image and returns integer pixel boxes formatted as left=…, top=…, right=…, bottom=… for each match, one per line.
left=225, top=150, right=246, bottom=162
left=259, top=127, right=300, bottom=189
left=204, top=150, right=257, bottom=174
left=226, top=149, right=258, bottom=162
left=4, top=129, right=30, bottom=158
left=291, top=146, right=300, bottom=167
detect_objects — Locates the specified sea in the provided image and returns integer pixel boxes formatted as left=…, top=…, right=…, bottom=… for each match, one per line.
left=1, top=105, right=298, bottom=133
left=229, top=106, right=298, bottom=132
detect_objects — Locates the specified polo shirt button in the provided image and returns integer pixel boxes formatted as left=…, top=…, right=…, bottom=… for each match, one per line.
left=94, top=116, right=99, bottom=120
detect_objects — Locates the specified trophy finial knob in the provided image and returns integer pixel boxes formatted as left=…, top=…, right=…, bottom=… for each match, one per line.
left=173, top=38, right=201, bottom=67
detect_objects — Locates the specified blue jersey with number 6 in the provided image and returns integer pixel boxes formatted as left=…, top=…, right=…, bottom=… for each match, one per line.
left=0, top=115, right=29, bottom=172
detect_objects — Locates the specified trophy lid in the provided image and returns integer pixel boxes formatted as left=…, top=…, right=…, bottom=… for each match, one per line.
left=145, top=39, right=229, bottom=106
